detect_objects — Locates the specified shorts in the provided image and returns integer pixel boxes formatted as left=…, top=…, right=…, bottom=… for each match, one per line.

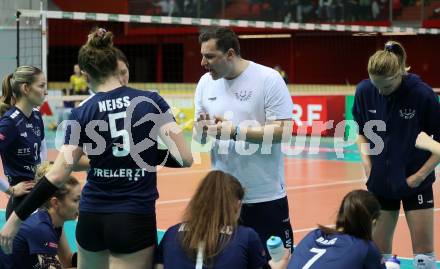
left=76, top=211, right=157, bottom=253
left=375, top=186, right=434, bottom=211
left=239, top=196, right=293, bottom=256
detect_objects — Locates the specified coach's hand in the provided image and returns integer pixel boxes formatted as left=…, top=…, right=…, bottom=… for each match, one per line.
left=0, top=212, right=22, bottom=254
left=213, top=116, right=236, bottom=140
left=194, top=112, right=214, bottom=144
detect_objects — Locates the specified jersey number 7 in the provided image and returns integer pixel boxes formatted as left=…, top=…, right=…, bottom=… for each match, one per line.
left=302, top=248, right=327, bottom=269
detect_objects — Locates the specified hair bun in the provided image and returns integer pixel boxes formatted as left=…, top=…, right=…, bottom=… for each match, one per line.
left=87, top=28, right=114, bottom=49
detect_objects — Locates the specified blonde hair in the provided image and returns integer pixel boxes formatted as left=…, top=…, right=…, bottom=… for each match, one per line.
left=367, top=41, right=410, bottom=77
left=0, top=66, right=42, bottom=116
left=36, top=161, right=80, bottom=209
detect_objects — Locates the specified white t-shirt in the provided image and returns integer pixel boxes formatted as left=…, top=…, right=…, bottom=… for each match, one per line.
left=194, top=61, right=293, bottom=203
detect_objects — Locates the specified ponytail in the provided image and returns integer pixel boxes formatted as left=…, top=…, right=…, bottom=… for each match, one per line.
left=0, top=74, right=14, bottom=116
left=368, top=40, right=410, bottom=77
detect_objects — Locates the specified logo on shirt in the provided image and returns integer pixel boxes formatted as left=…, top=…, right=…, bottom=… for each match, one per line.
left=92, top=168, right=145, bottom=182
left=20, top=132, right=28, bottom=138
left=316, top=236, right=338, bottom=245
left=34, top=126, right=41, bottom=137
left=208, top=97, right=217, bottom=101
left=17, top=147, right=31, bottom=156
left=23, top=165, right=36, bottom=172
left=26, top=123, right=33, bottom=128
left=10, top=110, right=20, bottom=119
left=399, top=108, right=416, bottom=119
left=368, top=109, right=377, bottom=114
left=234, top=90, right=252, bottom=102
left=44, top=241, right=58, bottom=249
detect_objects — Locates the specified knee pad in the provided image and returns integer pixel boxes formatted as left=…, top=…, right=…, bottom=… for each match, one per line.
left=413, top=254, right=437, bottom=269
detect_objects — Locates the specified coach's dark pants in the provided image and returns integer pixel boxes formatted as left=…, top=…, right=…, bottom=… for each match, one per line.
left=239, top=196, right=293, bottom=259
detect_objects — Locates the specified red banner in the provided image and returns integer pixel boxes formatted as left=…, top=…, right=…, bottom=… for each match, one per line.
left=291, top=96, right=345, bottom=136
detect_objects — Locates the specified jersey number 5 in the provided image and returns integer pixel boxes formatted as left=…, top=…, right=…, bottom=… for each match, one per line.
left=109, top=112, right=130, bottom=157
left=302, top=248, right=327, bottom=269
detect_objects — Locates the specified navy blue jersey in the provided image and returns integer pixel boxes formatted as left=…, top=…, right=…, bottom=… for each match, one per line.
left=0, top=107, right=45, bottom=184
left=155, top=224, right=267, bottom=269
left=0, top=210, right=62, bottom=269
left=289, top=229, right=385, bottom=269
left=352, top=73, right=440, bottom=199
left=64, top=86, right=174, bottom=214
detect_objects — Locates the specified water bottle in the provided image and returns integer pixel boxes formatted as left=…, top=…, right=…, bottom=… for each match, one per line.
left=385, top=255, right=401, bottom=269
left=266, top=236, right=284, bottom=262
